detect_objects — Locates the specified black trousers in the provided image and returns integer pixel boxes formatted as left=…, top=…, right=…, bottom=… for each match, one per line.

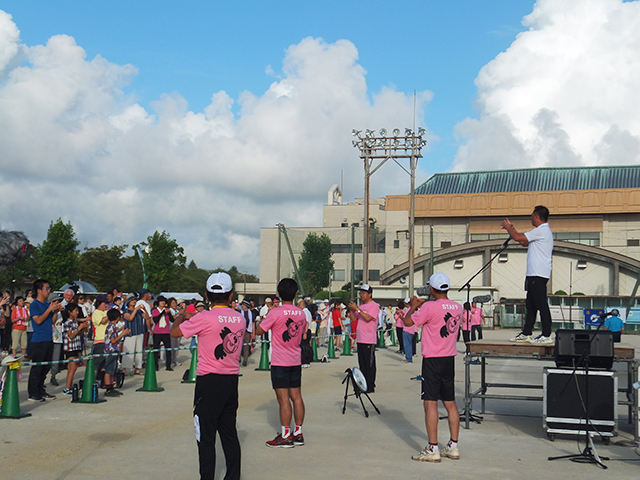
left=153, top=333, right=172, bottom=369
left=28, top=341, right=53, bottom=397
left=523, top=276, right=552, bottom=337
left=194, top=373, right=240, bottom=480
left=396, top=326, right=404, bottom=352
left=357, top=343, right=376, bottom=393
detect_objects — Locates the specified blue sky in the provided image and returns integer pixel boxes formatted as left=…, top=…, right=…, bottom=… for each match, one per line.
left=1, top=1, right=639, bottom=273
left=3, top=0, right=535, bottom=170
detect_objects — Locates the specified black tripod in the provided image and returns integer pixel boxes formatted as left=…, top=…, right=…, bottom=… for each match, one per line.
left=342, top=368, right=380, bottom=418
left=548, top=321, right=610, bottom=469
left=457, top=237, right=511, bottom=424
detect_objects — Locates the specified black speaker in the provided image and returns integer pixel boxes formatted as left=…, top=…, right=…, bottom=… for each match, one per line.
left=544, top=368, right=617, bottom=436
left=554, top=329, right=614, bottom=370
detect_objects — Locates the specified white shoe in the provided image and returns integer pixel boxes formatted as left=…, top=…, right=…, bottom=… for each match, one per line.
left=441, top=443, right=460, bottom=460
left=510, top=333, right=531, bottom=343
left=529, top=334, right=553, bottom=345
left=412, top=446, right=441, bottom=462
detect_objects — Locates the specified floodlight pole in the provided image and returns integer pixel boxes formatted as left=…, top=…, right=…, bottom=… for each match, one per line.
left=352, top=128, right=427, bottom=296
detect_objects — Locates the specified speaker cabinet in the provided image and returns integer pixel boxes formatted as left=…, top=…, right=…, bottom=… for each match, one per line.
left=554, top=329, right=614, bottom=370
left=543, top=368, right=617, bottom=437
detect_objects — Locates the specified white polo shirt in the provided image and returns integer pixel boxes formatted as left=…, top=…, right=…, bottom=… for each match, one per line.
left=524, top=223, right=553, bottom=278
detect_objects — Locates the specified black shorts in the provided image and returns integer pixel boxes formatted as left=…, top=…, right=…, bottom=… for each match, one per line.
left=64, top=350, right=81, bottom=360
left=271, top=365, right=302, bottom=389
left=421, top=356, right=455, bottom=402
left=334, top=326, right=342, bottom=336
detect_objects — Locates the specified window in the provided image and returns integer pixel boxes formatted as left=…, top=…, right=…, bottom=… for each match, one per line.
left=393, top=240, right=400, bottom=249
left=332, top=244, right=363, bottom=254
left=341, top=223, right=349, bottom=227
left=553, top=232, right=600, bottom=247
left=441, top=241, right=452, bottom=248
left=470, top=233, right=509, bottom=242
left=628, top=239, right=640, bottom=247
left=454, top=260, right=464, bottom=269
left=369, top=270, right=380, bottom=281
left=332, top=270, right=345, bottom=281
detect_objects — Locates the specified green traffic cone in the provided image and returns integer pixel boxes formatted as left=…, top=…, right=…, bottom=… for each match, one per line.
left=255, top=340, right=270, bottom=371
left=311, top=337, right=320, bottom=362
left=327, top=334, right=337, bottom=359
left=73, top=356, right=106, bottom=404
left=182, top=347, right=198, bottom=384
left=0, top=367, right=31, bottom=419
left=342, top=334, right=353, bottom=356
left=377, top=329, right=387, bottom=348
left=137, top=348, right=164, bottom=392
left=390, top=327, right=396, bottom=346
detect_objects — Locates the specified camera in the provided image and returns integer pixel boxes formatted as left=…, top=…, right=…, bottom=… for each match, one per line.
left=416, top=286, right=431, bottom=298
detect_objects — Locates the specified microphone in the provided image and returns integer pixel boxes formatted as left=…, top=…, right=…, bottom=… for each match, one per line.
left=598, top=311, right=615, bottom=319
left=472, top=294, right=492, bottom=304
left=502, top=236, right=512, bottom=247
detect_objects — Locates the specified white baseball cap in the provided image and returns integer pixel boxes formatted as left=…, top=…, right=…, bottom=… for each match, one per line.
left=359, top=284, right=373, bottom=294
left=206, top=272, right=233, bottom=294
left=427, top=272, right=450, bottom=291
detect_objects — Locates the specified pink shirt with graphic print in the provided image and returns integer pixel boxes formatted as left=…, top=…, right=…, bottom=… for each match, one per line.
left=259, top=305, right=305, bottom=367
left=355, top=301, right=380, bottom=345
left=179, top=307, right=245, bottom=375
left=410, top=298, right=462, bottom=358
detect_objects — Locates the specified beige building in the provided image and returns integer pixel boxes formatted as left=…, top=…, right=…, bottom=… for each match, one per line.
left=248, top=166, right=640, bottom=312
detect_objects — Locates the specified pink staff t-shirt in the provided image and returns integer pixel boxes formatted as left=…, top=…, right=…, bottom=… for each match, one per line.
left=471, top=307, right=483, bottom=326
left=355, top=301, right=380, bottom=345
left=402, top=306, right=416, bottom=334
left=179, top=306, right=245, bottom=375
left=410, top=298, right=462, bottom=358
left=260, top=304, right=305, bottom=367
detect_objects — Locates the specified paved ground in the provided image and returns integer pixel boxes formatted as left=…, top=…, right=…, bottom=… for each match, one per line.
left=1, top=330, right=639, bottom=480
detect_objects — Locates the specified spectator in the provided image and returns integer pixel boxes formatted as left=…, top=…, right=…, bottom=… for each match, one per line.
left=331, top=301, right=345, bottom=351
left=91, top=295, right=110, bottom=384
left=151, top=296, right=174, bottom=371
left=11, top=296, right=29, bottom=358
left=240, top=300, right=256, bottom=367
left=122, top=296, right=146, bottom=375
left=104, top=308, right=130, bottom=397
left=1, top=291, right=11, bottom=353
left=61, top=302, right=89, bottom=395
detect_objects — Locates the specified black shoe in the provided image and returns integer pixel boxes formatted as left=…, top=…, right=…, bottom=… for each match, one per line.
left=28, top=396, right=45, bottom=402
left=42, top=392, right=56, bottom=399
left=50, top=377, right=59, bottom=386
left=166, top=367, right=174, bottom=371
left=242, top=360, right=248, bottom=367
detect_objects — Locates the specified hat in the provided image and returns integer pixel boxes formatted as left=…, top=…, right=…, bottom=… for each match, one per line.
left=241, top=300, right=251, bottom=307
left=125, top=294, right=137, bottom=304
left=206, top=272, right=233, bottom=294
left=265, top=297, right=272, bottom=303
left=323, top=299, right=329, bottom=303
left=404, top=297, right=411, bottom=304
left=359, top=284, right=373, bottom=294
left=95, top=294, right=109, bottom=305
left=427, top=272, right=450, bottom=291
left=138, top=288, right=151, bottom=296
left=195, top=301, right=205, bottom=308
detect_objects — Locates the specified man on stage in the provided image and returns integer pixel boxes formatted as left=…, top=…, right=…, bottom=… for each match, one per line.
left=348, top=285, right=380, bottom=393
left=501, top=205, right=554, bottom=344
left=404, top=273, right=462, bottom=462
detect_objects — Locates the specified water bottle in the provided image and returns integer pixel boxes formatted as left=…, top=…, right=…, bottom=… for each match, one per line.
left=72, top=383, right=79, bottom=402
left=92, top=383, right=98, bottom=402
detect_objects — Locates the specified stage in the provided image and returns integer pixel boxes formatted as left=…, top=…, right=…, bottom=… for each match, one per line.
left=463, top=340, right=639, bottom=441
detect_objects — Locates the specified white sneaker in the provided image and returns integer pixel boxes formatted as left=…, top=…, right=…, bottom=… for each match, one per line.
left=510, top=332, right=532, bottom=343
left=412, top=446, right=441, bottom=462
left=441, top=443, right=460, bottom=460
left=529, top=334, right=553, bottom=345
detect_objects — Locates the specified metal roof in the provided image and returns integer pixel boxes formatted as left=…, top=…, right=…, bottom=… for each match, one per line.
left=415, top=166, right=640, bottom=195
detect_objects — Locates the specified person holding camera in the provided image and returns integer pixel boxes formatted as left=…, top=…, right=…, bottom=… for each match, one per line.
left=404, top=273, right=463, bottom=463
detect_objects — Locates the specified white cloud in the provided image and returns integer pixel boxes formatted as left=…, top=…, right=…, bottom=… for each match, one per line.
left=0, top=16, right=432, bottom=274
left=453, top=0, right=640, bottom=171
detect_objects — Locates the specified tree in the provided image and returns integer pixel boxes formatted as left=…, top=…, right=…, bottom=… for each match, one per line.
left=0, top=245, right=39, bottom=293
left=37, top=219, right=80, bottom=289
left=79, top=245, right=128, bottom=292
left=139, top=231, right=186, bottom=294
left=121, top=251, right=144, bottom=293
left=298, top=233, right=334, bottom=296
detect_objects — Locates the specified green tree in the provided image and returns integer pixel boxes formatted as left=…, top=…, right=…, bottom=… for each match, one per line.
left=139, top=231, right=186, bottom=294
left=37, top=219, right=80, bottom=289
left=298, top=233, right=334, bottom=296
left=0, top=245, right=39, bottom=293
left=79, top=245, right=128, bottom=292
left=121, top=251, right=144, bottom=293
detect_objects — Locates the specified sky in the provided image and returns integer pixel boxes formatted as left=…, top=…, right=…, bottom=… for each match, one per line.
left=1, top=0, right=639, bottom=275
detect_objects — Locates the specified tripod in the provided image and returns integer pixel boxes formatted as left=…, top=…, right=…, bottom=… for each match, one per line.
left=548, top=321, right=610, bottom=469
left=342, top=368, right=380, bottom=418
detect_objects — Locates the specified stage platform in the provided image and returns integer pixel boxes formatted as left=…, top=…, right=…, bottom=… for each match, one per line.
left=463, top=340, right=639, bottom=441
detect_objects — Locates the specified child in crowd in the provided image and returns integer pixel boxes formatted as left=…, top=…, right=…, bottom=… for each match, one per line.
left=104, top=308, right=130, bottom=397
left=61, top=302, right=89, bottom=395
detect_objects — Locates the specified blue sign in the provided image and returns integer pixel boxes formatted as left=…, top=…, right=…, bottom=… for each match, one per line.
left=584, top=309, right=605, bottom=326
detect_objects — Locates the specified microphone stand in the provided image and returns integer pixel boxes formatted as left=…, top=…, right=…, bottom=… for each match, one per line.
left=459, top=237, right=512, bottom=425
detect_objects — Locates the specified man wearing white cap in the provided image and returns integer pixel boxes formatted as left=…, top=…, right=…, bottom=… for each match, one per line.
left=348, top=285, right=380, bottom=393
left=404, top=272, right=463, bottom=463
left=171, top=272, right=245, bottom=480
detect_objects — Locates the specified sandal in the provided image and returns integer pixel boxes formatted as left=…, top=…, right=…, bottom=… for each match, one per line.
left=134, top=368, right=143, bottom=375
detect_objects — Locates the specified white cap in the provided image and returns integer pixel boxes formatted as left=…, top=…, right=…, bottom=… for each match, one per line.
left=427, top=272, right=450, bottom=291
left=404, top=297, right=411, bottom=304
left=359, top=284, right=373, bottom=294
left=265, top=297, right=272, bottom=303
left=206, top=272, right=233, bottom=294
